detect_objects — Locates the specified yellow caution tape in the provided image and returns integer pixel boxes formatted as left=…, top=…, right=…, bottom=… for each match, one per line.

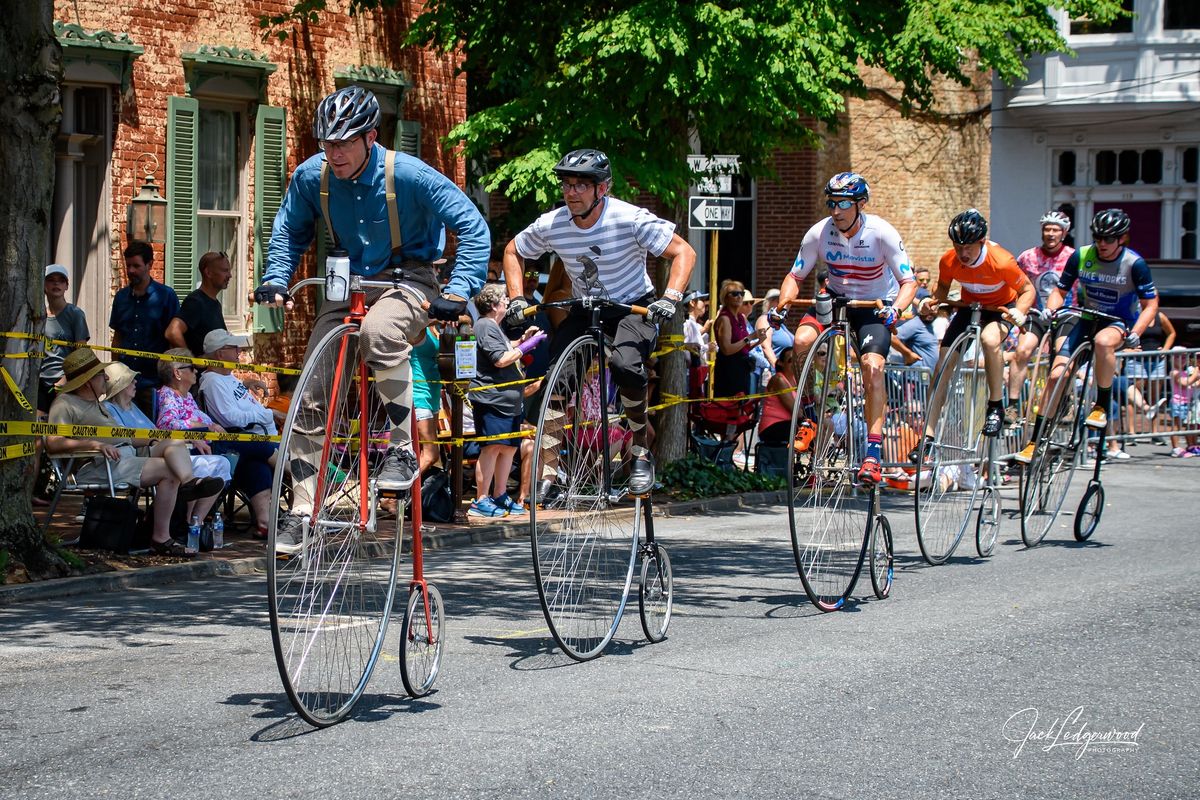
left=0, top=440, right=37, bottom=462
left=0, top=332, right=301, bottom=376
left=1, top=367, right=34, bottom=413
left=0, top=420, right=279, bottom=443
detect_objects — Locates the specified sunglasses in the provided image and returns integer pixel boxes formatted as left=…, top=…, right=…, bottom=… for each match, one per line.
left=1095, top=235, right=1120, bottom=244
left=826, top=199, right=857, bottom=210
left=726, top=290, right=744, bottom=298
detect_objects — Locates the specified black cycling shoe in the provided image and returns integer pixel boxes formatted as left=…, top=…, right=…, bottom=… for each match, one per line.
left=375, top=447, right=418, bottom=493
left=983, top=405, right=1003, bottom=438
left=908, top=436, right=935, bottom=464
left=628, top=453, right=656, bottom=496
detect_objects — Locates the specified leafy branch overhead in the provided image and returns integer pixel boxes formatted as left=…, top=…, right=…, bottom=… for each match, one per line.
left=267, top=0, right=1124, bottom=207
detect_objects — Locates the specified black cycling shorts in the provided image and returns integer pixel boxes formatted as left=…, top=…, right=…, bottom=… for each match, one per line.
left=942, top=306, right=1014, bottom=347
left=846, top=305, right=891, bottom=359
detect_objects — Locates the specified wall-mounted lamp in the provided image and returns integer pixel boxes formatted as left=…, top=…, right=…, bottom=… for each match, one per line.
left=126, top=153, right=168, bottom=244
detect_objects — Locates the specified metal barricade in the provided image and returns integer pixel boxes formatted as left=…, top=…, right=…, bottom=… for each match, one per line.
left=881, top=363, right=931, bottom=467
left=1112, top=346, right=1200, bottom=448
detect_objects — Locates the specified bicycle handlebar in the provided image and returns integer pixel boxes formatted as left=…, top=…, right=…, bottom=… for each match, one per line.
left=277, top=275, right=471, bottom=324
left=1056, top=305, right=1126, bottom=325
left=781, top=297, right=883, bottom=309
left=523, top=297, right=649, bottom=317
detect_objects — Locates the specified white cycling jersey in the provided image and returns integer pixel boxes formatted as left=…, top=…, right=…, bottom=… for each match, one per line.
left=789, top=213, right=914, bottom=301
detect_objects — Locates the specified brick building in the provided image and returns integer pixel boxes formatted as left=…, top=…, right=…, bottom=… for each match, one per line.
left=48, top=1, right=467, bottom=382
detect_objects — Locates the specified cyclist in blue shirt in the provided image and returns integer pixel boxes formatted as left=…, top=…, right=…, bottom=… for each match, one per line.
left=1014, top=208, right=1158, bottom=463
left=255, top=86, right=490, bottom=551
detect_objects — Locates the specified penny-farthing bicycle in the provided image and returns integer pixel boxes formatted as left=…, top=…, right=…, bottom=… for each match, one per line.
left=786, top=296, right=893, bottom=611
left=267, top=272, right=444, bottom=727
left=524, top=297, right=673, bottom=660
left=1019, top=306, right=1119, bottom=546
left=913, top=302, right=1012, bottom=563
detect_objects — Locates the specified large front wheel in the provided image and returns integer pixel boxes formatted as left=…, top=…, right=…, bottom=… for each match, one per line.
left=787, top=328, right=872, bottom=611
left=529, top=335, right=640, bottom=660
left=267, top=324, right=402, bottom=727
left=914, top=330, right=986, bottom=565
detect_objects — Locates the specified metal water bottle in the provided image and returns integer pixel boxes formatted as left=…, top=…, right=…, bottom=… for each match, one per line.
left=815, top=291, right=833, bottom=325
left=325, top=249, right=351, bottom=302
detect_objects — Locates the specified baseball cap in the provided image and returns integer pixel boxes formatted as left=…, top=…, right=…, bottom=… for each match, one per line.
left=765, top=288, right=781, bottom=301
left=203, top=329, right=249, bottom=355
left=45, top=264, right=69, bottom=281
left=683, top=290, right=709, bottom=303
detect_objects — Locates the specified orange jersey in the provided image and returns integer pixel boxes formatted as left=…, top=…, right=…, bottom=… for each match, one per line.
left=937, top=242, right=1027, bottom=306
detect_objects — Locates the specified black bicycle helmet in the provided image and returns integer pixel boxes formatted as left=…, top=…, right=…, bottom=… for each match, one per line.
left=1091, top=208, right=1131, bottom=238
left=312, top=86, right=381, bottom=143
left=553, top=149, right=612, bottom=183
left=948, top=208, right=988, bottom=245
left=824, top=172, right=870, bottom=201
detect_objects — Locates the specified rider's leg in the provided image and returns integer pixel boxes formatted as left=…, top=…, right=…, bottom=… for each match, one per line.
left=1088, top=324, right=1124, bottom=428
left=609, top=311, right=658, bottom=493
left=860, top=351, right=887, bottom=459
left=980, top=320, right=1008, bottom=403
left=1008, top=329, right=1040, bottom=401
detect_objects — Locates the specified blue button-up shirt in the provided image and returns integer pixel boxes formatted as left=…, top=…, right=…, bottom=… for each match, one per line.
left=264, top=143, right=489, bottom=301
left=108, top=279, right=180, bottom=387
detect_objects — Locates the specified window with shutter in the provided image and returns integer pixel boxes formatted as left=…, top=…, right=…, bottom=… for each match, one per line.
left=166, top=95, right=199, bottom=299
left=254, top=106, right=287, bottom=333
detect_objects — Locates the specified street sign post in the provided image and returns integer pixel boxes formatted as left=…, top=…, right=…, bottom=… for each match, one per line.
left=689, top=196, right=735, bottom=230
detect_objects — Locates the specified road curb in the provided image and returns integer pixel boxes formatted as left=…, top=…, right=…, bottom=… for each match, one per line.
left=0, top=491, right=788, bottom=605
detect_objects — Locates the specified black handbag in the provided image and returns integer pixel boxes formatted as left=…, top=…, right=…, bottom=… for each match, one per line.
left=80, top=496, right=139, bottom=553
left=420, top=467, right=455, bottom=523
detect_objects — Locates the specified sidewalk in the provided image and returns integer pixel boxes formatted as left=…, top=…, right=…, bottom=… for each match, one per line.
left=1, top=489, right=788, bottom=605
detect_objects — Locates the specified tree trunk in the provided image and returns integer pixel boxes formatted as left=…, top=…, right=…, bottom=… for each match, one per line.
left=0, top=0, right=69, bottom=581
left=653, top=204, right=690, bottom=467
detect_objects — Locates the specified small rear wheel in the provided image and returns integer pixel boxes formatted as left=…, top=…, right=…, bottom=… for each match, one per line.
left=638, top=545, right=673, bottom=643
left=869, top=515, right=893, bottom=600
left=975, top=487, right=1001, bottom=558
left=1074, top=482, right=1104, bottom=542
left=399, top=582, right=445, bottom=697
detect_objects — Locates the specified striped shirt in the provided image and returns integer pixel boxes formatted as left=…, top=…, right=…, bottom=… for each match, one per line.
left=789, top=214, right=913, bottom=301
left=512, top=197, right=673, bottom=303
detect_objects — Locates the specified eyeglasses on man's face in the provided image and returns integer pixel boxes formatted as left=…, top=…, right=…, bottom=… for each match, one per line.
left=560, top=181, right=595, bottom=195
left=826, top=199, right=857, bottom=210
left=319, top=136, right=363, bottom=154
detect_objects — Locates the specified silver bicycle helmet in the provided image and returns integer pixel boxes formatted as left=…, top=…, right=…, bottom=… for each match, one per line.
left=313, top=86, right=381, bottom=143
left=1039, top=210, right=1071, bottom=232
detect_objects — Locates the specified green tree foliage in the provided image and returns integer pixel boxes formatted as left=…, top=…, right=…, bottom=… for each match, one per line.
left=269, top=0, right=1122, bottom=206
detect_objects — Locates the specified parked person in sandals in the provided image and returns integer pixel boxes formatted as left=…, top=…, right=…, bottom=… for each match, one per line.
left=468, top=284, right=542, bottom=517
left=105, top=359, right=229, bottom=530
left=166, top=251, right=231, bottom=355
left=47, top=348, right=221, bottom=557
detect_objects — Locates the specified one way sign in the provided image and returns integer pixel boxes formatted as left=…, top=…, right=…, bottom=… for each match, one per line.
left=689, top=197, right=735, bottom=230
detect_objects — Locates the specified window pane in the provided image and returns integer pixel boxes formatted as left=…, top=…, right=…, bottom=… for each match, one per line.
left=1184, top=201, right=1197, bottom=231
left=1118, top=149, right=1140, bottom=184
left=1183, top=232, right=1197, bottom=260
left=1184, top=147, right=1198, bottom=183
left=1095, top=150, right=1117, bottom=185
left=1060, top=203, right=1076, bottom=248
left=1141, top=149, right=1163, bottom=184
left=1057, top=151, right=1076, bottom=186
left=198, top=109, right=238, bottom=212
left=1164, top=0, right=1200, bottom=29
left=197, top=216, right=240, bottom=317
left=1070, top=0, right=1133, bottom=34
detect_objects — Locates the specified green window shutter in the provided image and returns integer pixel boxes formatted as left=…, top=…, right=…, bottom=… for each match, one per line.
left=395, top=119, right=421, bottom=159
left=254, top=105, right=287, bottom=333
left=166, top=95, right=199, bottom=298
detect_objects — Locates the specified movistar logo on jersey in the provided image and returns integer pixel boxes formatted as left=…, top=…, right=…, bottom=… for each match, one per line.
left=826, top=249, right=876, bottom=264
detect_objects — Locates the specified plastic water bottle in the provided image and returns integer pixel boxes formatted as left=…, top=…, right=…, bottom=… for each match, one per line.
left=212, top=511, right=224, bottom=550
left=187, top=515, right=201, bottom=552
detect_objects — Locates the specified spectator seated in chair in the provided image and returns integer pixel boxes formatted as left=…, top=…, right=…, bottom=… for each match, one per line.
left=47, top=348, right=222, bottom=558
left=193, top=333, right=281, bottom=539
left=104, top=359, right=229, bottom=531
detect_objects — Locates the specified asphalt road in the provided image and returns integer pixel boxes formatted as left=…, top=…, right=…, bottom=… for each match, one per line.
left=1, top=454, right=1197, bottom=799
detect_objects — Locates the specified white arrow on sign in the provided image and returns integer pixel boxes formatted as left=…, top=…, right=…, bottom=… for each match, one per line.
left=690, top=198, right=734, bottom=227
